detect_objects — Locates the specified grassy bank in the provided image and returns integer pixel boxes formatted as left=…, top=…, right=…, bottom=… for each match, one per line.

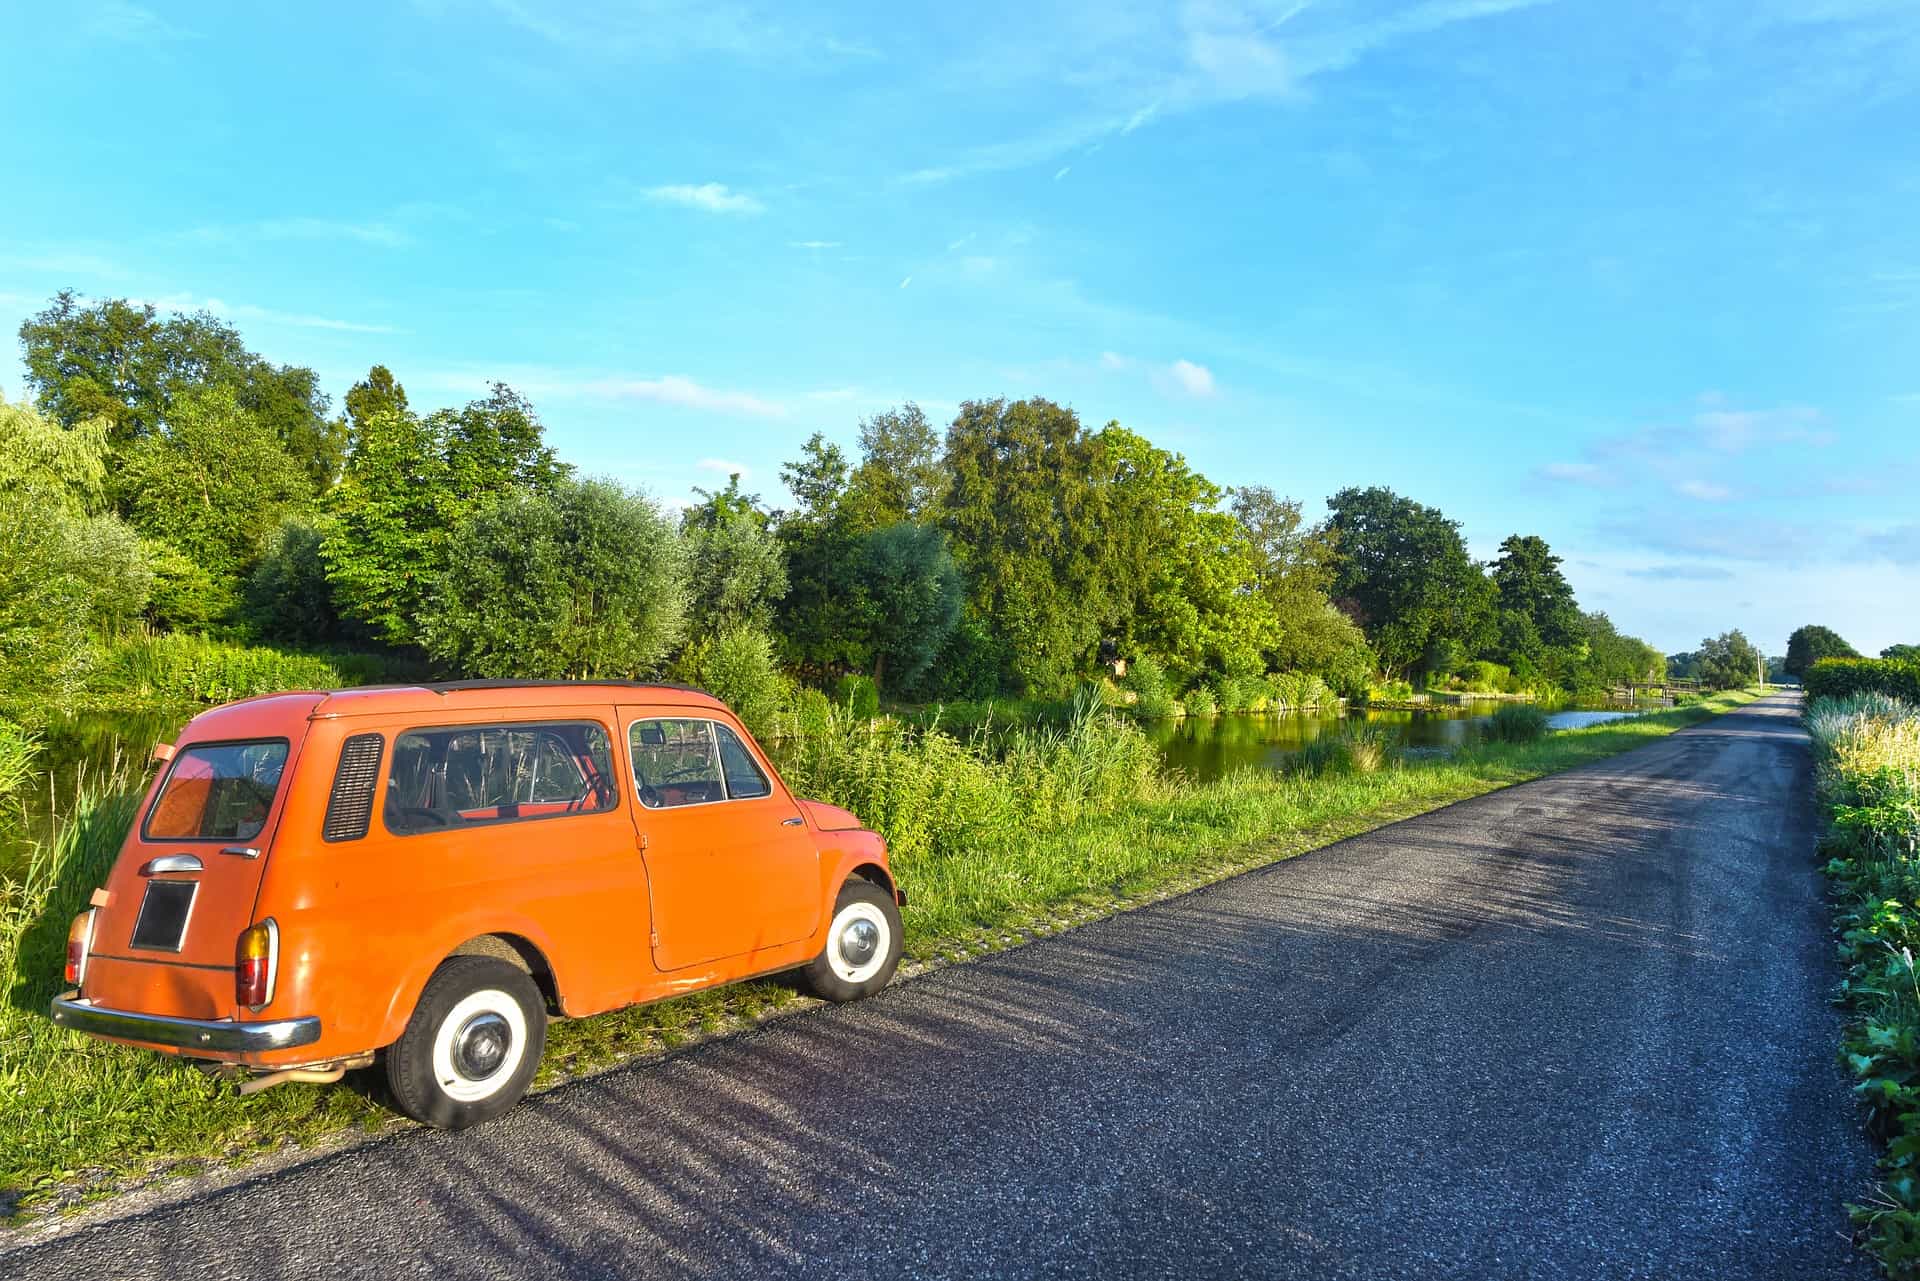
left=1807, top=693, right=1920, bottom=1274
left=0, top=687, right=1760, bottom=1222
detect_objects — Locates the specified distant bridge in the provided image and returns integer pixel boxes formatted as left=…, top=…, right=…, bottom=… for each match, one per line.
left=1609, top=678, right=1701, bottom=706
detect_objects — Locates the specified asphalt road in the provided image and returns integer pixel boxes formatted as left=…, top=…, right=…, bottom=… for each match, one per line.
left=5, top=693, right=1872, bottom=1279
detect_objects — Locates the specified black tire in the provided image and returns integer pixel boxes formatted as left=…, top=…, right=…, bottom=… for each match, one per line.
left=800, top=879, right=903, bottom=1003
left=385, top=956, right=546, bottom=1130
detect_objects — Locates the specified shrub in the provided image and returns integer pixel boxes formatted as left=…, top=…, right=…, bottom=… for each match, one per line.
left=1807, top=657, right=1920, bottom=704
left=1214, top=674, right=1267, bottom=715
left=1368, top=678, right=1417, bottom=703
left=1483, top=704, right=1549, bottom=744
left=1458, top=660, right=1511, bottom=694
left=1182, top=685, right=1218, bottom=718
left=1122, top=655, right=1179, bottom=720
left=244, top=518, right=351, bottom=646
left=1293, top=725, right=1392, bottom=776
left=1267, top=671, right=1333, bottom=709
left=681, top=627, right=793, bottom=741
left=834, top=672, right=881, bottom=721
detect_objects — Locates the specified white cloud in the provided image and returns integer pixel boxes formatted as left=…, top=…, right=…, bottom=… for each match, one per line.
left=1674, top=479, right=1734, bottom=501
left=1538, top=461, right=1612, bottom=486
left=86, top=1, right=192, bottom=41
left=698, top=457, right=751, bottom=478
left=899, top=276, right=912, bottom=288
left=106, top=291, right=399, bottom=334
left=643, top=183, right=764, bottom=215
left=1099, top=351, right=1129, bottom=370
left=586, top=375, right=785, bottom=417
left=1168, top=358, right=1216, bottom=397
left=788, top=240, right=842, bottom=249
left=1053, top=166, right=1071, bottom=181
left=190, top=217, right=412, bottom=248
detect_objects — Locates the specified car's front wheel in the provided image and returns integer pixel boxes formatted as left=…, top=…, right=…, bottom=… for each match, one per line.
left=386, top=956, right=546, bottom=1129
left=801, top=879, right=903, bottom=1002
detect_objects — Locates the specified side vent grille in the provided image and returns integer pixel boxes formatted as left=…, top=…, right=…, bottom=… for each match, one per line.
left=322, top=733, right=385, bottom=842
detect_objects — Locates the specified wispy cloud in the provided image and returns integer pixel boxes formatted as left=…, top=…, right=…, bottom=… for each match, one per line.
left=1099, top=351, right=1129, bottom=370
left=642, top=183, right=764, bottom=215
left=587, top=375, right=784, bottom=416
left=85, top=1, right=193, bottom=41
left=0, top=249, right=125, bottom=279
left=1535, top=461, right=1615, bottom=487
left=897, top=0, right=1549, bottom=185
left=1674, top=479, right=1734, bottom=501
left=698, top=457, right=751, bottom=478
left=1623, top=564, right=1737, bottom=581
left=148, top=293, right=400, bottom=334
left=788, top=240, right=842, bottom=250
left=1863, top=524, right=1920, bottom=566
left=1165, top=358, right=1217, bottom=398
left=189, top=217, right=412, bottom=248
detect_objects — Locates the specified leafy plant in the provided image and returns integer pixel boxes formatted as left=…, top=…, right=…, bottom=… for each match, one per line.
left=1483, top=704, right=1549, bottom=744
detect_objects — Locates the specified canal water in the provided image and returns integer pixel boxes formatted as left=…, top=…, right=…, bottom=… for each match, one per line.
left=1143, top=702, right=1646, bottom=782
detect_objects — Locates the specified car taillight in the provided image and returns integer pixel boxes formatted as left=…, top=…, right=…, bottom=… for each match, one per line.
left=65, top=909, right=96, bottom=987
left=236, top=919, right=279, bottom=1009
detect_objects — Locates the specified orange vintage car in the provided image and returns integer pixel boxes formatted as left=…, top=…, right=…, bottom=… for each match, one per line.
left=51, top=680, right=905, bottom=1128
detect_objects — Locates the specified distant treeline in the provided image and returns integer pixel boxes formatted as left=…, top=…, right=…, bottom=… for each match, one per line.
left=4, top=290, right=1696, bottom=710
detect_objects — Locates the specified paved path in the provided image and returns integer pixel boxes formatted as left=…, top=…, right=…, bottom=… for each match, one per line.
left=6, top=694, right=1871, bottom=1279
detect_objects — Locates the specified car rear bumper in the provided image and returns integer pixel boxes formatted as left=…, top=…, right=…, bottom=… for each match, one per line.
left=49, top=992, right=322, bottom=1054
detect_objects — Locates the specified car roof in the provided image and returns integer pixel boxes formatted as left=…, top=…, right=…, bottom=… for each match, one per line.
left=176, top=681, right=725, bottom=740
left=312, top=680, right=724, bottom=718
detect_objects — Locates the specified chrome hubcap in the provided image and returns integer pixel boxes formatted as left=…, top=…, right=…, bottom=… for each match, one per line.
left=840, top=918, right=881, bottom=967
left=453, top=1012, right=511, bottom=1080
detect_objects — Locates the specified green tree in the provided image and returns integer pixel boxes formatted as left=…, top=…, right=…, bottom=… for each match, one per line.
left=421, top=477, right=688, bottom=679
left=843, top=403, right=944, bottom=528
left=940, top=398, right=1118, bottom=694
left=857, top=523, right=964, bottom=692
left=18, top=290, right=343, bottom=487
left=1325, top=486, right=1492, bottom=681
left=0, top=394, right=111, bottom=514
left=1100, top=425, right=1272, bottom=683
left=1884, top=644, right=1920, bottom=662
left=243, top=518, right=353, bottom=645
left=0, top=498, right=149, bottom=697
left=111, top=385, right=311, bottom=617
left=1489, top=534, right=1581, bottom=681
left=681, top=474, right=788, bottom=640
left=1784, top=624, right=1859, bottom=680
left=773, top=433, right=873, bottom=676
left=1694, top=629, right=1763, bottom=690
left=323, top=387, right=568, bottom=648
left=344, top=365, right=409, bottom=437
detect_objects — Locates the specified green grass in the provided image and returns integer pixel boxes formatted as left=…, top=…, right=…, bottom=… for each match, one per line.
left=79, top=634, right=413, bottom=709
left=1806, top=692, right=1920, bottom=1275
left=0, top=686, right=1762, bottom=1222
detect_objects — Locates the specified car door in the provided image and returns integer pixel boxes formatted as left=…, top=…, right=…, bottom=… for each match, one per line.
left=618, top=708, right=821, bottom=971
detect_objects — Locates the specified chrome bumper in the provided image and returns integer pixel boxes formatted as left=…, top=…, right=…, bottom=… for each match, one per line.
left=49, top=992, right=321, bottom=1054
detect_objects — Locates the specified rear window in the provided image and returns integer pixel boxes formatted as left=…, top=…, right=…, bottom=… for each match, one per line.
left=384, top=721, right=617, bottom=835
left=143, top=740, right=290, bottom=842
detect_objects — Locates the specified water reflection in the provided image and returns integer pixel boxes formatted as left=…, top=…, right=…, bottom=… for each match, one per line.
left=1145, top=702, right=1645, bottom=782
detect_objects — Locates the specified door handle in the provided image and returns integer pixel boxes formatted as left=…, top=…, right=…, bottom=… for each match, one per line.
left=781, top=816, right=804, bottom=827
left=221, top=846, right=262, bottom=859
left=140, top=854, right=204, bottom=876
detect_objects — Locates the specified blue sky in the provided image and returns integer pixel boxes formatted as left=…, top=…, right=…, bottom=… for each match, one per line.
left=4, top=0, right=1917, bottom=656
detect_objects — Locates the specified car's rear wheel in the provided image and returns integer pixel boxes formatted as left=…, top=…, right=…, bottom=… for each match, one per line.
left=801, top=879, right=902, bottom=1002
left=386, top=956, right=545, bottom=1129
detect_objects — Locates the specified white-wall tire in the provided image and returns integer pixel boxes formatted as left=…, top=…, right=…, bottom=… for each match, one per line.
left=386, top=956, right=546, bottom=1129
left=802, top=880, right=903, bottom=1002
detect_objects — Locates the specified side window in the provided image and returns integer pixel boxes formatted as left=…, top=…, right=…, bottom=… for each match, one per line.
left=384, top=721, right=616, bottom=835
left=714, top=724, right=772, bottom=800
left=629, top=719, right=725, bottom=808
